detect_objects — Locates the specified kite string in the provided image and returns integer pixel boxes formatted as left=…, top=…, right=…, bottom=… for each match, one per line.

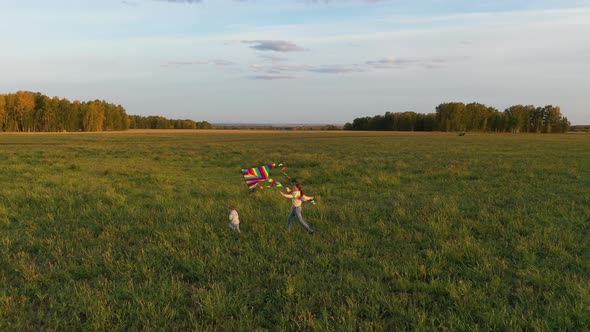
left=245, top=162, right=315, bottom=205
left=279, top=164, right=316, bottom=205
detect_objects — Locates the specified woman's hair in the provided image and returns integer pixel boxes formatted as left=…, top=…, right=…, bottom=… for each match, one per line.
left=295, top=183, right=303, bottom=195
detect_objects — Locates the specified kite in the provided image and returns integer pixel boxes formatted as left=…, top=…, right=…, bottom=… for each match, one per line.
left=241, top=163, right=316, bottom=204
left=241, top=163, right=285, bottom=192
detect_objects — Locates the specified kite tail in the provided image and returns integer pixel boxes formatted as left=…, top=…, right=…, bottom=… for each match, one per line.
left=285, top=187, right=317, bottom=205
left=241, top=162, right=316, bottom=205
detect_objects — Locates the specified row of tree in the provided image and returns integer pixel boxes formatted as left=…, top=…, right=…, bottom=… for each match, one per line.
left=0, top=91, right=130, bottom=132
left=128, top=115, right=212, bottom=130
left=344, top=112, right=436, bottom=132
left=0, top=91, right=210, bottom=132
left=344, top=103, right=571, bottom=133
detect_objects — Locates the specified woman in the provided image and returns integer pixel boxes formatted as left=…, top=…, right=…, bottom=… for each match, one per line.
left=280, top=183, right=315, bottom=234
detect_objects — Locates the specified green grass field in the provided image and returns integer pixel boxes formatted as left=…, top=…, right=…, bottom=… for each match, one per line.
left=0, top=131, right=588, bottom=330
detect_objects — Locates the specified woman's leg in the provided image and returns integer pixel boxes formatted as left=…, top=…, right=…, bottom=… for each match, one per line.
left=294, top=207, right=313, bottom=233
left=288, top=208, right=297, bottom=231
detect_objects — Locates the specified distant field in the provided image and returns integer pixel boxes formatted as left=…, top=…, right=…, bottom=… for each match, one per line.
left=0, top=131, right=588, bottom=330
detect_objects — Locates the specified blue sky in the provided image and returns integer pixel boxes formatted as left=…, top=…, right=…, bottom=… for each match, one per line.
left=1, top=0, right=589, bottom=124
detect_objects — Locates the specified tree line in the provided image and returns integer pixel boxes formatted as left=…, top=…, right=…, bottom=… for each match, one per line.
left=0, top=91, right=211, bottom=132
left=344, top=102, right=571, bottom=133
left=128, top=115, right=211, bottom=130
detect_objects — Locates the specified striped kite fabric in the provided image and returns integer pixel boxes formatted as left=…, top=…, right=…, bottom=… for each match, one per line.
left=241, top=163, right=316, bottom=204
left=241, top=163, right=281, bottom=192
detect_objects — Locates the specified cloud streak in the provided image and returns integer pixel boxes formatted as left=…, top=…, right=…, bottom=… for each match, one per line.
left=158, top=0, right=386, bottom=3
left=157, top=0, right=203, bottom=3
left=366, top=57, right=418, bottom=68
left=308, top=65, right=365, bottom=74
left=162, top=59, right=234, bottom=68
left=258, top=54, right=289, bottom=63
left=247, top=54, right=464, bottom=78
left=365, top=56, right=470, bottom=69
left=121, top=0, right=140, bottom=6
left=249, top=62, right=367, bottom=76
left=162, top=60, right=209, bottom=67
left=242, top=40, right=305, bottom=52
left=213, top=59, right=234, bottom=66
left=249, top=74, right=297, bottom=80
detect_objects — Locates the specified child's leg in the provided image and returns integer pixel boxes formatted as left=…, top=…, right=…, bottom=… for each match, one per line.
left=229, top=223, right=240, bottom=233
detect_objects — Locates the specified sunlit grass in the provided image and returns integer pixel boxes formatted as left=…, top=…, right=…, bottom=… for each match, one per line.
left=0, top=131, right=588, bottom=330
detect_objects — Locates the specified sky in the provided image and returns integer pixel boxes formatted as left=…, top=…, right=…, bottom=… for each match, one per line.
left=1, top=0, right=589, bottom=124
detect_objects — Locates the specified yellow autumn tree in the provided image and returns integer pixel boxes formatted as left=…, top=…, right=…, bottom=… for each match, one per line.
left=0, top=95, right=5, bottom=131
left=81, top=101, right=105, bottom=131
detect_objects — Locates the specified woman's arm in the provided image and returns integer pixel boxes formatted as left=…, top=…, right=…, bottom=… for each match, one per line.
left=279, top=192, right=292, bottom=198
left=301, top=194, right=315, bottom=201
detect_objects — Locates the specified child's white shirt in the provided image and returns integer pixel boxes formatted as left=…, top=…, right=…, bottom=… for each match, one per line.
left=229, top=210, right=239, bottom=225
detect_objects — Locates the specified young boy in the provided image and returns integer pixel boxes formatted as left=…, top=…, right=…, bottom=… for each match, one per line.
left=228, top=206, right=241, bottom=234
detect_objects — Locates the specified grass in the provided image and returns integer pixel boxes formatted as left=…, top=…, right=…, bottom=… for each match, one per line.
left=0, top=131, right=588, bottom=330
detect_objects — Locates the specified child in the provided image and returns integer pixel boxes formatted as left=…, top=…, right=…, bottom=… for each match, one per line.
left=228, top=206, right=241, bottom=234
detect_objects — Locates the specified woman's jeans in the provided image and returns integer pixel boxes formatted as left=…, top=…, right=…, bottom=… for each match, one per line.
left=288, top=207, right=313, bottom=233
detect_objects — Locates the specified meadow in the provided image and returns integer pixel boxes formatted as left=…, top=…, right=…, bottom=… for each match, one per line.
left=0, top=130, right=588, bottom=330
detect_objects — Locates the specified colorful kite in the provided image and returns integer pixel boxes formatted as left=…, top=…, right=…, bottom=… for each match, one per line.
left=241, top=163, right=316, bottom=205
left=241, top=163, right=284, bottom=192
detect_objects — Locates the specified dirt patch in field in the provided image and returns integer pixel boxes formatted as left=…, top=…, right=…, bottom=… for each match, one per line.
left=0, top=129, right=428, bottom=135
left=0, top=143, right=63, bottom=146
